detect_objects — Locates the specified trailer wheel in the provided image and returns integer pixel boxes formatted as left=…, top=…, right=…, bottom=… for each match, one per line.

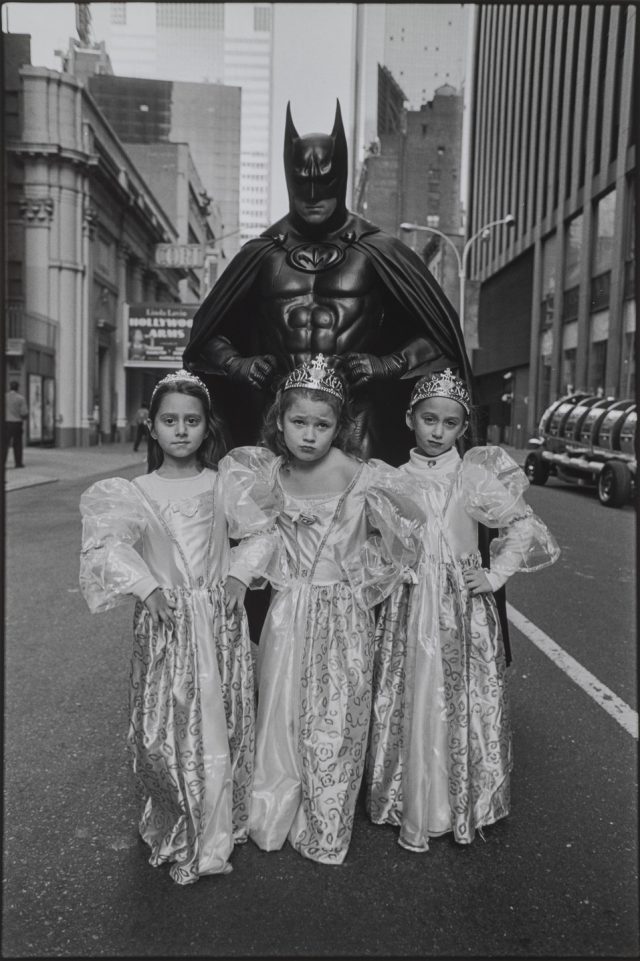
left=598, top=461, right=631, bottom=508
left=524, top=450, right=549, bottom=485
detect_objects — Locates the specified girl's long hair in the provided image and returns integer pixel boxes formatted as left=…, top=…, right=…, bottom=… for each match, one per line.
left=260, top=373, right=362, bottom=465
left=146, top=380, right=227, bottom=472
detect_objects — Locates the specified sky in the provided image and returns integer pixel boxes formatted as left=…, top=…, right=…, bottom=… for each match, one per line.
left=3, top=2, right=77, bottom=67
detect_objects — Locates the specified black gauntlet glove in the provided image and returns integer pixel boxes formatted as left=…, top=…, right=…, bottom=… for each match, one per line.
left=340, top=352, right=407, bottom=388
left=224, top=353, right=278, bottom=389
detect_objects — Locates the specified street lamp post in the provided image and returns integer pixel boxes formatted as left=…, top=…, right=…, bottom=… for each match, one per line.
left=400, top=215, right=516, bottom=341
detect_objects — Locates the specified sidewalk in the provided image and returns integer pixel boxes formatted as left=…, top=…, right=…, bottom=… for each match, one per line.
left=5, top=441, right=527, bottom=493
left=4, top=441, right=148, bottom=492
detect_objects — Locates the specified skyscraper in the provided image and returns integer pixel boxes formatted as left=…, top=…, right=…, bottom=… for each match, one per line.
left=90, top=2, right=273, bottom=245
left=223, top=4, right=272, bottom=241
left=467, top=3, right=635, bottom=443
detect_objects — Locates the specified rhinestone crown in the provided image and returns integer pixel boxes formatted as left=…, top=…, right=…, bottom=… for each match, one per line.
left=410, top=368, right=470, bottom=414
left=151, top=369, right=211, bottom=407
left=283, top=354, right=345, bottom=402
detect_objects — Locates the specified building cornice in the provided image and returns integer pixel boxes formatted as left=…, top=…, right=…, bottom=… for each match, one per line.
left=7, top=141, right=99, bottom=169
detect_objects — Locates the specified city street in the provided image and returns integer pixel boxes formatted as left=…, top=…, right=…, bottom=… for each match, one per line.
left=3, top=463, right=637, bottom=958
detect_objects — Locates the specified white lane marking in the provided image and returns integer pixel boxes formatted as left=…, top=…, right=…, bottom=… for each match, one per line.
left=507, top=603, right=638, bottom=739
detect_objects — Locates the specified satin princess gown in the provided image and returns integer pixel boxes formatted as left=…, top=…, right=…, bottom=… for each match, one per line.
left=225, top=447, right=424, bottom=865
left=79, top=465, right=277, bottom=884
left=367, top=445, right=560, bottom=852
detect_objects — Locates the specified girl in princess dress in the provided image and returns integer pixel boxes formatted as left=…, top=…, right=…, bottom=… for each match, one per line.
left=79, top=370, right=277, bottom=885
left=367, top=369, right=560, bottom=853
left=224, top=355, right=425, bottom=865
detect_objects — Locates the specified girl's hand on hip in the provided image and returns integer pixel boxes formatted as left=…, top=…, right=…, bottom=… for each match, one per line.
left=225, top=576, right=247, bottom=612
left=144, top=588, right=176, bottom=628
left=462, top=568, right=493, bottom=596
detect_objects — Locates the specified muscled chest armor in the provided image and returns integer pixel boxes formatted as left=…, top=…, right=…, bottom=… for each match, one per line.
left=255, top=237, right=384, bottom=365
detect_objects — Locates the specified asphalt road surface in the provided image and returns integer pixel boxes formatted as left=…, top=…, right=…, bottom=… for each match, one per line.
left=3, top=466, right=637, bottom=958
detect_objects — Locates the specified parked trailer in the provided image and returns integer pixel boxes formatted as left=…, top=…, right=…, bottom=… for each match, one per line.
left=525, top=393, right=636, bottom=508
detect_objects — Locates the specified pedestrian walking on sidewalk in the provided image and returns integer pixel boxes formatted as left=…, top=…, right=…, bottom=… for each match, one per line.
left=4, top=381, right=28, bottom=468
left=79, top=370, right=278, bottom=884
left=132, top=401, right=149, bottom=451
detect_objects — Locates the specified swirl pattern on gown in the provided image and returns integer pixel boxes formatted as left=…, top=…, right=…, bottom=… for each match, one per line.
left=365, top=583, right=411, bottom=827
left=292, top=581, right=374, bottom=861
left=129, top=585, right=255, bottom=884
left=438, top=550, right=511, bottom=843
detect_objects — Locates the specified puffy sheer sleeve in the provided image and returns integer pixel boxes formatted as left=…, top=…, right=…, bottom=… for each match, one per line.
left=79, top=478, right=156, bottom=613
left=217, top=446, right=282, bottom=588
left=461, top=446, right=560, bottom=589
left=343, top=460, right=427, bottom=608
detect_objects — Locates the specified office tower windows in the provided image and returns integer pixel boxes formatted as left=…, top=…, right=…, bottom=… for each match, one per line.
left=156, top=4, right=225, bottom=30
left=110, top=3, right=126, bottom=26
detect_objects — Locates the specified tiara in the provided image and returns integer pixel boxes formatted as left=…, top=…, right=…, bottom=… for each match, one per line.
left=410, top=368, right=470, bottom=413
left=151, top=369, right=211, bottom=406
left=283, top=354, right=345, bottom=402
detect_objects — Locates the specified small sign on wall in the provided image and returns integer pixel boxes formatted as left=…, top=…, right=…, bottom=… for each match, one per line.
left=28, top=374, right=43, bottom=443
left=6, top=338, right=25, bottom=356
left=154, top=244, right=207, bottom=268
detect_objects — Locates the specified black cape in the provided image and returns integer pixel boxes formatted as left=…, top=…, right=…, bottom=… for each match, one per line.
left=185, top=212, right=472, bottom=385
left=183, top=212, right=510, bottom=663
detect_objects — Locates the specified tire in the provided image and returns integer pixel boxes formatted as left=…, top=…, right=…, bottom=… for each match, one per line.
left=598, top=461, right=631, bottom=508
left=524, top=450, right=550, bottom=486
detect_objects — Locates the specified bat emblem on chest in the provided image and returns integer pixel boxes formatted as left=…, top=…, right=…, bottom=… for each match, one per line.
left=286, top=242, right=346, bottom=273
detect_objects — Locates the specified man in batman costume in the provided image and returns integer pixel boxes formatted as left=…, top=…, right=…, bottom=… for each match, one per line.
left=184, top=100, right=472, bottom=465
left=183, top=101, right=510, bottom=661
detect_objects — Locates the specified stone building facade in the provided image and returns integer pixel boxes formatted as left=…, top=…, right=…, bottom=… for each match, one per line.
left=4, top=35, right=214, bottom=446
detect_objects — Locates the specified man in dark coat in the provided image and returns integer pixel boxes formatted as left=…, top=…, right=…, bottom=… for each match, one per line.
left=184, top=101, right=472, bottom=465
